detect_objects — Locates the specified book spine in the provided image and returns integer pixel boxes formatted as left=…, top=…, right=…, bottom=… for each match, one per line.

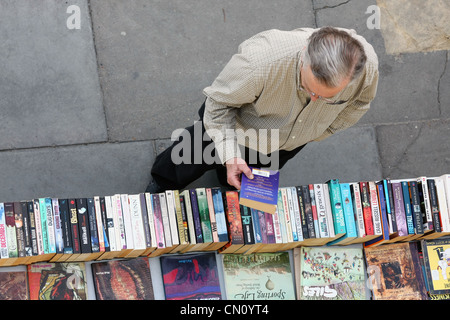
left=212, top=188, right=228, bottom=242
left=265, top=212, right=275, bottom=244
left=290, top=187, right=304, bottom=241
left=140, top=193, right=152, bottom=249
left=392, top=182, right=408, bottom=236
left=240, top=205, right=255, bottom=245
left=38, top=199, right=49, bottom=254
left=52, top=198, right=64, bottom=254
left=308, top=184, right=320, bottom=238
left=27, top=201, right=38, bottom=256
left=435, top=177, right=450, bottom=232
left=224, top=191, right=244, bottom=245
left=427, top=179, right=442, bottom=232
left=327, top=179, right=346, bottom=235
left=4, top=203, right=18, bottom=257
left=301, top=185, right=316, bottom=238
left=376, top=182, right=390, bottom=237
left=0, top=203, right=9, bottom=259
left=196, top=188, right=212, bottom=243
left=351, top=183, right=366, bottom=238
left=87, top=198, right=100, bottom=253
left=314, top=184, right=330, bottom=238
left=13, top=202, right=26, bottom=257
left=174, top=190, right=188, bottom=244
left=120, top=194, right=133, bottom=251
left=99, top=197, right=110, bottom=252
left=409, top=181, right=425, bottom=235
left=295, top=186, right=309, bottom=239
left=382, top=180, right=394, bottom=234
left=181, top=190, right=196, bottom=245
left=151, top=194, right=166, bottom=248
left=386, top=179, right=397, bottom=233
left=165, top=190, right=180, bottom=246
left=285, top=188, right=298, bottom=241
left=368, top=182, right=383, bottom=235
left=159, top=193, right=172, bottom=247
left=58, top=199, right=73, bottom=254
left=258, top=210, right=268, bottom=244
left=104, top=196, right=117, bottom=252
left=418, top=176, right=434, bottom=231
left=33, top=199, right=44, bottom=255
left=251, top=208, right=262, bottom=244
left=179, top=194, right=189, bottom=244
left=276, top=190, right=287, bottom=244
left=145, top=193, right=158, bottom=249
left=94, top=196, right=106, bottom=252
left=21, top=201, right=32, bottom=256
left=401, top=182, right=415, bottom=235
left=359, top=182, right=374, bottom=236
left=189, top=189, right=203, bottom=244
left=281, top=188, right=293, bottom=242
left=128, top=194, right=146, bottom=250
left=340, top=183, right=357, bottom=238
left=113, top=195, right=126, bottom=249
left=206, top=188, right=218, bottom=243
left=76, top=198, right=91, bottom=254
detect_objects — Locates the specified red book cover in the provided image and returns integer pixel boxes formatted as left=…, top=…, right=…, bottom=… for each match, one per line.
left=225, top=191, right=244, bottom=245
left=360, top=182, right=374, bottom=235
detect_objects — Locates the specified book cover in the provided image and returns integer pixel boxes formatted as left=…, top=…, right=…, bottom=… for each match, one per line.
left=221, top=191, right=244, bottom=253
left=68, top=199, right=81, bottom=255
left=296, top=245, right=366, bottom=300
left=76, top=198, right=91, bottom=255
left=364, top=242, right=428, bottom=300
left=28, top=262, right=88, bottom=300
left=328, top=183, right=358, bottom=245
left=92, top=257, right=154, bottom=300
left=422, top=238, right=450, bottom=298
left=222, top=252, right=295, bottom=300
left=0, top=270, right=28, bottom=300
left=160, top=252, right=221, bottom=300
left=239, top=167, right=279, bottom=214
left=326, top=179, right=346, bottom=237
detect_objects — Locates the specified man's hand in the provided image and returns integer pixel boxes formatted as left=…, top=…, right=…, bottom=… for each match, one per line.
left=225, top=157, right=254, bottom=190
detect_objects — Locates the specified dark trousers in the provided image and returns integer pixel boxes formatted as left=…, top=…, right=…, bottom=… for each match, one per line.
left=150, top=102, right=306, bottom=190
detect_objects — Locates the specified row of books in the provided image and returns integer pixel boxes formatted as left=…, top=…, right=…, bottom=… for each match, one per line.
left=2, top=237, right=449, bottom=300
left=0, top=174, right=449, bottom=266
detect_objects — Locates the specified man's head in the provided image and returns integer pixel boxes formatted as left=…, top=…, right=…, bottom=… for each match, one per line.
left=301, top=26, right=367, bottom=102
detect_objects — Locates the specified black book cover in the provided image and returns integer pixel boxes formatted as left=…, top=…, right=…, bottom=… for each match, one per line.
left=409, top=181, right=425, bottom=235
left=87, top=198, right=99, bottom=253
left=20, top=201, right=32, bottom=256
left=58, top=199, right=73, bottom=254
left=427, top=179, right=442, bottom=233
left=296, top=186, right=310, bottom=240
left=239, top=204, right=255, bottom=245
left=26, top=201, right=38, bottom=256
left=301, top=185, right=315, bottom=238
left=76, top=198, right=91, bottom=253
left=69, top=199, right=81, bottom=254
left=99, top=197, right=110, bottom=252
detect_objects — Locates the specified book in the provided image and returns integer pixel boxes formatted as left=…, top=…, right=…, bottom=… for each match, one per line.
left=350, top=183, right=367, bottom=239
left=55, top=199, right=73, bottom=262
left=295, top=245, right=366, bottom=300
left=0, top=269, right=28, bottom=300
left=222, top=252, right=295, bottom=300
left=422, top=237, right=450, bottom=299
left=239, top=167, right=279, bottom=214
left=409, top=181, right=425, bottom=237
left=212, top=188, right=229, bottom=246
left=28, top=262, right=88, bottom=300
left=364, top=242, right=428, bottom=300
left=92, top=257, right=154, bottom=300
left=220, top=191, right=244, bottom=253
left=328, top=183, right=358, bottom=245
left=126, top=194, right=148, bottom=257
left=326, top=179, right=346, bottom=239
left=391, top=182, right=411, bottom=240
left=401, top=181, right=417, bottom=238
left=160, top=252, right=221, bottom=300
left=196, top=188, right=213, bottom=246
left=418, top=176, right=434, bottom=232
left=359, top=182, right=375, bottom=237
left=0, top=203, right=9, bottom=262
left=364, top=182, right=391, bottom=247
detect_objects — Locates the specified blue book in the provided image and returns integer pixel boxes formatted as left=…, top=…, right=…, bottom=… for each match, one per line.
left=211, top=188, right=228, bottom=242
left=401, top=181, right=416, bottom=235
left=326, top=179, right=346, bottom=237
left=240, top=167, right=279, bottom=214
left=328, top=183, right=357, bottom=245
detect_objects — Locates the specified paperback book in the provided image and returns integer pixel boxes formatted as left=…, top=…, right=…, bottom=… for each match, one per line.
left=160, top=252, right=221, bottom=300
left=422, top=238, right=450, bottom=299
left=240, top=167, right=279, bottom=214
left=222, top=252, right=295, bottom=300
left=294, top=245, right=366, bottom=300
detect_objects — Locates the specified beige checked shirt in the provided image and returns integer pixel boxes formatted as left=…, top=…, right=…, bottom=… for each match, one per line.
left=203, top=28, right=379, bottom=164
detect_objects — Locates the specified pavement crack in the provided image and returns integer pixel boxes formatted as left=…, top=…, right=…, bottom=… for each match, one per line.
left=312, top=0, right=351, bottom=26
left=437, top=51, right=449, bottom=116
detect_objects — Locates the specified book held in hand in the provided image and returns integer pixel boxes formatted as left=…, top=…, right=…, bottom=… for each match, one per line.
left=239, top=167, right=279, bottom=214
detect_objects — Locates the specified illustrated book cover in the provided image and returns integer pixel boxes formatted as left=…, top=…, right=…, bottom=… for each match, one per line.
left=92, top=257, right=154, bottom=300
left=294, top=245, right=366, bottom=300
left=422, top=238, right=450, bottom=299
left=222, top=252, right=295, bottom=300
left=240, top=167, right=279, bottom=214
left=28, top=262, right=87, bottom=300
left=160, top=252, right=221, bottom=300
left=0, top=270, right=28, bottom=300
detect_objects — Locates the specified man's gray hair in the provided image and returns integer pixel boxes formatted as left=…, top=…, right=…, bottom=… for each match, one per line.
left=303, top=26, right=367, bottom=88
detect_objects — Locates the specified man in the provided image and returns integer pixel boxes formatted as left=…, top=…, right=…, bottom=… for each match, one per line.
left=147, top=26, right=378, bottom=193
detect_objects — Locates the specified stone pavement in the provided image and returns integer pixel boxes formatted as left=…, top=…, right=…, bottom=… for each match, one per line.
left=0, top=0, right=448, bottom=202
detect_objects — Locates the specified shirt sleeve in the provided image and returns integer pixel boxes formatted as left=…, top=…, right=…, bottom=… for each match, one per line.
left=202, top=41, right=262, bottom=164
left=314, top=69, right=379, bottom=142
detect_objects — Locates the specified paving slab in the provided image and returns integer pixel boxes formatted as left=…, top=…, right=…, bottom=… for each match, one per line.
left=90, top=0, right=315, bottom=142
left=0, top=0, right=106, bottom=150
left=279, top=126, right=382, bottom=186
left=376, top=119, right=450, bottom=179
left=0, top=141, right=154, bottom=202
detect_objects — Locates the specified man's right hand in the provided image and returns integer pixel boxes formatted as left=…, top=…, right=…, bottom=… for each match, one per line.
left=225, top=157, right=254, bottom=190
